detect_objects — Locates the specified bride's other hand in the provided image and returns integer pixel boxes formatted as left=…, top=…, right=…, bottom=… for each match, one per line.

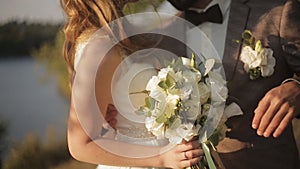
left=105, top=104, right=118, bottom=129
left=160, top=140, right=203, bottom=169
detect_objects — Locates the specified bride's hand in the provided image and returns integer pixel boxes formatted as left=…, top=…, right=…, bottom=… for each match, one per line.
left=160, top=140, right=203, bottom=169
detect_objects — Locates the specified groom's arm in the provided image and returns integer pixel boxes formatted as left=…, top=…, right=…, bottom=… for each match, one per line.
left=252, top=0, right=300, bottom=138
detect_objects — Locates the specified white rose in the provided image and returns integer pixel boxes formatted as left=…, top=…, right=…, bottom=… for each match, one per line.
left=240, top=46, right=262, bottom=69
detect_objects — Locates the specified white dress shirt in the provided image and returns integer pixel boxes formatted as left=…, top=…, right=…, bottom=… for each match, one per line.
left=186, top=0, right=231, bottom=59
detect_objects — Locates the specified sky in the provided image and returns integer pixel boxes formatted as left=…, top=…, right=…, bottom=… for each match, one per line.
left=0, top=0, right=65, bottom=24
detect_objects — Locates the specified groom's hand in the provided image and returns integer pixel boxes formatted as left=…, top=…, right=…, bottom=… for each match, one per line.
left=252, top=81, right=300, bottom=138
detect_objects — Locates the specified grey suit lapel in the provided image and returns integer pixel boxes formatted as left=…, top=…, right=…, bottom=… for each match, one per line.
left=223, top=0, right=250, bottom=81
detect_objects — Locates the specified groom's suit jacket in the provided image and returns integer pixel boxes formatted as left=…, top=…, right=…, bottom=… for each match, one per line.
left=218, top=0, right=300, bottom=168
left=160, top=0, right=300, bottom=168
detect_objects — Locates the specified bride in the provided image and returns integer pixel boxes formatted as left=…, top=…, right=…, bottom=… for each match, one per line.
left=60, top=0, right=203, bottom=168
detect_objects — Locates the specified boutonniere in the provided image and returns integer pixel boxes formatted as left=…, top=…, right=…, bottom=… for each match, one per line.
left=239, top=30, right=276, bottom=80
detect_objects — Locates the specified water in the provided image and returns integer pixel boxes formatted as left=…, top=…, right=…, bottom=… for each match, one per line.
left=0, top=58, right=69, bottom=142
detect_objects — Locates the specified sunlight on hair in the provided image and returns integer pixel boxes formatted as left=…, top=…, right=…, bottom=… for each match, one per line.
left=123, top=0, right=165, bottom=15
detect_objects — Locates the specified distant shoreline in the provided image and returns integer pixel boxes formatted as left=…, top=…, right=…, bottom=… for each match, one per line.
left=0, top=21, right=62, bottom=57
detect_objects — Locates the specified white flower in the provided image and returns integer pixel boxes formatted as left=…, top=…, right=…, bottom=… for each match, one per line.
left=260, top=48, right=275, bottom=77
left=204, top=59, right=215, bottom=76
left=240, top=43, right=275, bottom=79
left=165, top=129, right=183, bottom=144
left=145, top=117, right=165, bottom=139
left=177, top=123, right=199, bottom=142
left=182, top=69, right=201, bottom=83
left=165, top=123, right=199, bottom=144
left=164, top=94, right=180, bottom=118
left=206, top=72, right=228, bottom=103
left=146, top=76, right=160, bottom=91
left=183, top=100, right=200, bottom=120
left=181, top=84, right=193, bottom=100
left=158, top=66, right=174, bottom=80
left=198, top=82, right=210, bottom=104
left=240, top=46, right=262, bottom=69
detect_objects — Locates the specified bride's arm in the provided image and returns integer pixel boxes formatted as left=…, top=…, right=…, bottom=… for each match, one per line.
left=67, top=101, right=203, bottom=169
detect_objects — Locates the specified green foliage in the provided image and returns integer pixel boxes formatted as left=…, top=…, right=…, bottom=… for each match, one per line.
left=3, top=133, right=67, bottom=169
left=3, top=130, right=96, bottom=169
left=0, top=21, right=62, bottom=57
left=0, top=118, right=8, bottom=168
left=31, top=32, right=70, bottom=98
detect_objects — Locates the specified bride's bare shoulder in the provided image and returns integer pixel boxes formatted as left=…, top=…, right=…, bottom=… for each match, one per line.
left=74, top=28, right=113, bottom=69
left=77, top=28, right=110, bottom=45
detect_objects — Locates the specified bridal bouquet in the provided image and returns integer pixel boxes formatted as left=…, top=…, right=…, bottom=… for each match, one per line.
left=134, top=54, right=242, bottom=169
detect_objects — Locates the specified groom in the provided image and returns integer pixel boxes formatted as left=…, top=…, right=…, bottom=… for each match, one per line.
left=165, top=0, right=300, bottom=168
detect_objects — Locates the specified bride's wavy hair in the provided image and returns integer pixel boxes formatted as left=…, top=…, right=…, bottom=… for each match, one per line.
left=60, top=0, right=141, bottom=83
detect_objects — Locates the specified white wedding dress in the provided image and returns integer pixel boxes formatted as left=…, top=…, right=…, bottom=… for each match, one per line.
left=74, top=32, right=170, bottom=169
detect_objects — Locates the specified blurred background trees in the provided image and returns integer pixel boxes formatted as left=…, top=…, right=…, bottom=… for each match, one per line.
left=0, top=22, right=60, bottom=58
left=0, top=21, right=90, bottom=169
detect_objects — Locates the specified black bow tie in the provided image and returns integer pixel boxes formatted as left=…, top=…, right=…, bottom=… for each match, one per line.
left=184, top=4, right=223, bottom=26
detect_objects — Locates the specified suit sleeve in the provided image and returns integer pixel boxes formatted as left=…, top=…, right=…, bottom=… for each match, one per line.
left=280, top=0, right=300, bottom=118
left=280, top=0, right=300, bottom=76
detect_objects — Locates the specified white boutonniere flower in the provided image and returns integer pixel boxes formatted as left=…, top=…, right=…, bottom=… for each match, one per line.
left=240, top=30, right=276, bottom=80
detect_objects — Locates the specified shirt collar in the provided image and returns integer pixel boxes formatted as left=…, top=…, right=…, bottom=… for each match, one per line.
left=188, top=0, right=228, bottom=16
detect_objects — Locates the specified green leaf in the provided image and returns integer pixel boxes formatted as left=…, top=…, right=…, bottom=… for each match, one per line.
left=255, top=40, right=263, bottom=52
left=129, top=90, right=149, bottom=95
left=170, top=118, right=181, bottom=129
left=243, top=39, right=251, bottom=46
left=250, top=37, right=256, bottom=49
left=191, top=53, right=197, bottom=68
left=156, top=114, right=167, bottom=123
left=166, top=74, right=176, bottom=88
left=158, top=81, right=168, bottom=90
left=198, top=115, right=208, bottom=126
left=201, top=143, right=217, bottom=169
left=135, top=106, right=149, bottom=116
left=249, top=67, right=261, bottom=79
left=242, top=30, right=252, bottom=41
left=145, top=97, right=156, bottom=110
